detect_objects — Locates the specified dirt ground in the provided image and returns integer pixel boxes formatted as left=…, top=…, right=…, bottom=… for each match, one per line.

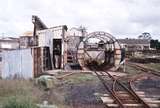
left=125, top=62, right=160, bottom=100
left=133, top=76, right=160, bottom=101
left=0, top=63, right=159, bottom=108
left=0, top=73, right=107, bottom=108
left=44, top=73, right=107, bottom=108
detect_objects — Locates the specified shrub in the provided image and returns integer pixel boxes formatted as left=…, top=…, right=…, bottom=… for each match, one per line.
left=0, top=79, right=43, bottom=103
left=2, top=97, right=38, bottom=108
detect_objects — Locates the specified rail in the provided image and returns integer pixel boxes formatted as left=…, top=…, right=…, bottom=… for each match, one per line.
left=127, top=62, right=160, bottom=77
left=94, top=70, right=151, bottom=108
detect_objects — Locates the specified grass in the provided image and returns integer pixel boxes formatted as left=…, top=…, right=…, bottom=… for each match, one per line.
left=2, top=96, right=38, bottom=108
left=43, top=73, right=101, bottom=107
left=125, top=64, right=142, bottom=75
left=0, top=79, right=43, bottom=105
left=62, top=73, right=99, bottom=84
left=125, top=62, right=160, bottom=78
left=144, top=63, right=160, bottom=72
left=0, top=73, right=101, bottom=108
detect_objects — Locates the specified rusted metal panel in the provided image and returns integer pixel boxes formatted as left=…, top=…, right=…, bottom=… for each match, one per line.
left=32, top=47, right=42, bottom=77
left=1, top=47, right=53, bottom=79
left=2, top=49, right=33, bottom=79
left=32, top=47, right=52, bottom=77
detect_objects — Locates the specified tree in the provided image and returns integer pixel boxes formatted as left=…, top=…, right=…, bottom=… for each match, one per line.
left=150, top=39, right=160, bottom=50
left=138, top=32, right=152, bottom=40
left=150, top=40, right=158, bottom=48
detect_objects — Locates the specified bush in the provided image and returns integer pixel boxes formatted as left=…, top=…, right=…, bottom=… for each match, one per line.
left=0, top=80, right=43, bottom=103
left=2, top=97, right=38, bottom=108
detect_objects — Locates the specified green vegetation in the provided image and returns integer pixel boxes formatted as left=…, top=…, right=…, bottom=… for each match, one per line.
left=125, top=64, right=142, bottom=75
left=150, top=39, right=160, bottom=49
left=0, top=73, right=100, bottom=108
left=125, top=63, right=160, bottom=76
left=144, top=63, right=160, bottom=72
left=2, top=97, right=38, bottom=108
left=0, top=80, right=42, bottom=106
left=62, top=73, right=99, bottom=84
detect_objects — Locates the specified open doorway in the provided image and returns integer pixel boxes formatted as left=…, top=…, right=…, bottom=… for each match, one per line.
left=53, top=39, right=62, bottom=69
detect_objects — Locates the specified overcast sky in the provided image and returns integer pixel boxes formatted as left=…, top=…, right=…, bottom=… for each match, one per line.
left=0, top=0, right=160, bottom=39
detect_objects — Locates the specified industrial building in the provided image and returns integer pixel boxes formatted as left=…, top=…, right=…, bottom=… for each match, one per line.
left=0, top=37, right=20, bottom=50
left=118, top=38, right=150, bottom=51
left=0, top=16, right=125, bottom=79
left=118, top=38, right=151, bottom=57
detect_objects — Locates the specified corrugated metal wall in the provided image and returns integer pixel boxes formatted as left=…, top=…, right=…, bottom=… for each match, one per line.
left=38, top=29, right=53, bottom=47
left=37, top=26, right=67, bottom=69
left=2, top=49, right=33, bottom=79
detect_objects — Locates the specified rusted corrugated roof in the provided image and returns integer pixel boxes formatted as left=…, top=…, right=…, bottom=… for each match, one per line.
left=21, top=31, right=33, bottom=36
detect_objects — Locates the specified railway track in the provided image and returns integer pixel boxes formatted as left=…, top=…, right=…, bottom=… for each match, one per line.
left=94, top=70, right=160, bottom=108
left=127, top=62, right=160, bottom=77
left=129, top=77, right=160, bottom=108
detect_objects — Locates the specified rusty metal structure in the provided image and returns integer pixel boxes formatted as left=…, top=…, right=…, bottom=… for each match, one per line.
left=94, top=70, right=160, bottom=108
left=77, top=31, right=122, bottom=70
left=32, top=15, right=47, bottom=36
left=1, top=16, right=124, bottom=78
left=31, top=16, right=124, bottom=76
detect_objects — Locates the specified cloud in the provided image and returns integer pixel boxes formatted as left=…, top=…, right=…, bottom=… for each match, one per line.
left=0, top=0, right=159, bottom=39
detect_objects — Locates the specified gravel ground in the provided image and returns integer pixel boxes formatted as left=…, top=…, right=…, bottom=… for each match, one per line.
left=133, top=76, right=160, bottom=99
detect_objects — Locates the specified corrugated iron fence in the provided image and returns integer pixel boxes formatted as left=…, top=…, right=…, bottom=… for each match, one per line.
left=2, top=49, right=33, bottom=79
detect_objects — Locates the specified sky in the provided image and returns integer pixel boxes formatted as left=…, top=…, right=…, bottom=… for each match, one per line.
left=0, top=0, right=160, bottom=39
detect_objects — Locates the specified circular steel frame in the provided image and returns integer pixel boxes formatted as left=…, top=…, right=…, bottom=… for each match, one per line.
left=77, top=31, right=122, bottom=69
left=84, top=31, right=121, bottom=47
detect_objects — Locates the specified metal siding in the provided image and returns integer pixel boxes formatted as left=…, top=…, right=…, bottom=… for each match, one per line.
left=37, top=27, right=63, bottom=47
left=2, top=49, right=33, bottom=79
left=53, top=29, right=62, bottom=39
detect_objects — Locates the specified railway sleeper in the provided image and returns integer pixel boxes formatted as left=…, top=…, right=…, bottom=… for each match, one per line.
left=101, top=96, right=160, bottom=104
left=99, top=94, right=160, bottom=108
left=116, top=91, right=145, bottom=95
left=115, top=93, right=146, bottom=98
left=106, top=103, right=144, bottom=108
left=106, top=103, right=159, bottom=108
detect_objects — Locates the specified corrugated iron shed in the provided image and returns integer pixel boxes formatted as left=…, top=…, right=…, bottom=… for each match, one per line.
left=2, top=49, right=33, bottom=79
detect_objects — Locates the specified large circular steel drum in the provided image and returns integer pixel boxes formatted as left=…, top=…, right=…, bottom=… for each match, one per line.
left=77, top=31, right=122, bottom=70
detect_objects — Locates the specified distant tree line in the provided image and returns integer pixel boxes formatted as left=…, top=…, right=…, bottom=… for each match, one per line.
left=138, top=32, right=152, bottom=40
left=137, top=32, right=160, bottom=50
left=150, top=40, right=160, bottom=50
